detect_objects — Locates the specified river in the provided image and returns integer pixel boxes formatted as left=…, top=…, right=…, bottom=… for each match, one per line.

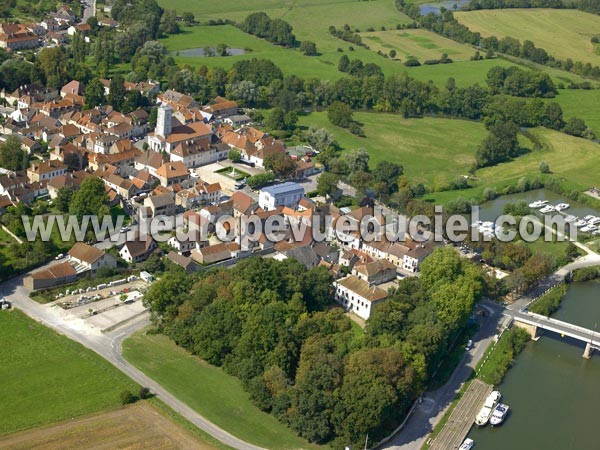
left=468, top=280, right=600, bottom=449
left=474, top=188, right=600, bottom=223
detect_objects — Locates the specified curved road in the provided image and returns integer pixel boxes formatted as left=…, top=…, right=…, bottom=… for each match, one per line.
left=2, top=272, right=264, bottom=450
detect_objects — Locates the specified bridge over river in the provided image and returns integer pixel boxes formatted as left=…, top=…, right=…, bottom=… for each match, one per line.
left=505, top=309, right=600, bottom=358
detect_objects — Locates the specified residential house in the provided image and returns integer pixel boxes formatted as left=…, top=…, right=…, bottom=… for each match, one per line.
left=166, top=251, right=199, bottom=273
left=334, top=275, right=389, bottom=320
left=68, top=243, right=116, bottom=273
left=144, top=192, right=177, bottom=217
left=0, top=23, right=40, bottom=52
left=27, top=160, right=67, bottom=183
left=352, top=260, right=397, bottom=285
left=191, top=242, right=240, bottom=265
left=156, top=161, right=190, bottom=187
left=119, top=236, right=157, bottom=263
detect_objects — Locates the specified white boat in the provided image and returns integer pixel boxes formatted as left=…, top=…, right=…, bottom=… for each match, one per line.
left=583, top=215, right=596, bottom=221
left=539, top=205, right=556, bottom=214
left=581, top=225, right=598, bottom=233
left=459, top=438, right=474, bottom=450
left=588, top=217, right=600, bottom=225
left=475, top=391, right=501, bottom=427
left=564, top=215, right=577, bottom=223
left=528, top=200, right=547, bottom=209
left=490, top=403, right=509, bottom=426
left=555, top=203, right=570, bottom=211
left=575, top=219, right=588, bottom=228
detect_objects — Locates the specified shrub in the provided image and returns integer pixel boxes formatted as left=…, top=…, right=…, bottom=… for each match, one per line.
left=139, top=387, right=151, bottom=399
left=120, top=390, right=136, bottom=405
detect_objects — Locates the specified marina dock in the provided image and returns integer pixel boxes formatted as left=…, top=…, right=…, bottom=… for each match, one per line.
left=429, top=379, right=492, bottom=450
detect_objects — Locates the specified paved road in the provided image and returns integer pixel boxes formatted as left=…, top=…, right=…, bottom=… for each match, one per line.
left=380, top=303, right=503, bottom=450
left=82, top=0, right=96, bottom=23
left=1, top=273, right=264, bottom=450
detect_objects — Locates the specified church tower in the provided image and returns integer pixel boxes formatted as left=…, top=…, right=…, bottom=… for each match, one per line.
left=156, top=103, right=173, bottom=138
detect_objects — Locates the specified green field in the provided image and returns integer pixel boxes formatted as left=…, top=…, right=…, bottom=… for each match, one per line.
left=551, top=89, right=600, bottom=137
left=0, top=310, right=138, bottom=435
left=159, top=0, right=591, bottom=88
left=455, top=9, right=600, bottom=64
left=362, top=29, right=478, bottom=62
left=123, top=330, right=324, bottom=450
left=426, top=127, right=600, bottom=204
left=299, top=111, right=487, bottom=187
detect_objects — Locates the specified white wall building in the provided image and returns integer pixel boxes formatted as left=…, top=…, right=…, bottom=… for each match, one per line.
left=258, top=182, right=304, bottom=211
left=333, top=275, right=388, bottom=320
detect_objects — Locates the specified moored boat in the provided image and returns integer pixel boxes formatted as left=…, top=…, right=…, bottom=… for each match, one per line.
left=459, top=438, right=474, bottom=450
left=528, top=200, right=547, bottom=209
left=555, top=203, right=570, bottom=211
left=474, top=391, right=501, bottom=427
left=490, top=403, right=509, bottom=426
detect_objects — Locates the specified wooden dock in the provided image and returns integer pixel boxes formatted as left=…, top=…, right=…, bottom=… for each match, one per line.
left=429, top=379, right=492, bottom=450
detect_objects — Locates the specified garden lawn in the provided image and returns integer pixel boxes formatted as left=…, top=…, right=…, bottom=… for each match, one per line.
left=298, top=111, right=488, bottom=187
left=455, top=9, right=600, bottom=64
left=122, top=330, right=325, bottom=450
left=0, top=310, right=138, bottom=435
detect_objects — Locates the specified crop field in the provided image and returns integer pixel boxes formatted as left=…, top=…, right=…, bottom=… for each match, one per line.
left=123, top=330, right=324, bottom=450
left=455, top=9, right=600, bottom=64
left=0, top=403, right=215, bottom=450
left=361, top=29, right=478, bottom=62
left=298, top=112, right=488, bottom=187
left=0, top=310, right=138, bottom=436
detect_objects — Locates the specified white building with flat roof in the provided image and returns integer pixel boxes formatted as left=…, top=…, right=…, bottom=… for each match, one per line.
left=258, top=182, right=304, bottom=211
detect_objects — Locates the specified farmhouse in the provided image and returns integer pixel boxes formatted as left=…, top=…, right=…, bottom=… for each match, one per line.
left=24, top=261, right=78, bottom=291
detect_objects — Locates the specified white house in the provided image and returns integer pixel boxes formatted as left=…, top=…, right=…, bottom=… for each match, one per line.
left=333, top=275, right=388, bottom=320
left=258, top=182, right=304, bottom=211
left=68, top=243, right=116, bottom=273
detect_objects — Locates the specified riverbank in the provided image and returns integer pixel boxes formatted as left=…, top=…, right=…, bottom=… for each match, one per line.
left=476, top=328, right=530, bottom=386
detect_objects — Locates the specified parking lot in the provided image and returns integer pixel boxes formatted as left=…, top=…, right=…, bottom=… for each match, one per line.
left=194, top=161, right=264, bottom=195
left=52, top=279, right=151, bottom=333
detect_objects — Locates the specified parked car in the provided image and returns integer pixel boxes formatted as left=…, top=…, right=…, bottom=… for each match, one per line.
left=465, top=339, right=474, bottom=351
left=55, top=253, right=64, bottom=260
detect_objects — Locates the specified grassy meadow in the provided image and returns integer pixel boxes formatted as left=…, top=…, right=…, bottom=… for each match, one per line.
left=0, top=310, right=138, bottom=436
left=361, top=29, right=478, bottom=62
left=123, top=330, right=325, bottom=450
left=298, top=111, right=488, bottom=187
left=551, top=89, right=600, bottom=137
left=455, top=9, right=600, bottom=64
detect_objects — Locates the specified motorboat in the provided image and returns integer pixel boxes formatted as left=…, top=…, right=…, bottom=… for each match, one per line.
left=475, top=391, right=501, bottom=426
left=539, top=205, right=556, bottom=214
left=588, top=217, right=600, bottom=225
left=528, top=200, right=547, bottom=209
left=459, top=438, right=474, bottom=450
left=575, top=219, right=588, bottom=228
left=555, top=203, right=570, bottom=211
left=490, top=403, right=510, bottom=426
left=583, top=215, right=596, bottom=221
left=581, top=225, right=598, bottom=233
left=564, top=215, right=577, bottom=223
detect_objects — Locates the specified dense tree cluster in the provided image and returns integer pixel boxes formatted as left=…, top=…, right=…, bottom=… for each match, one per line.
left=476, top=121, right=521, bottom=167
left=0, top=136, right=28, bottom=171
left=145, top=251, right=485, bottom=448
left=240, top=12, right=296, bottom=47
left=486, top=66, right=556, bottom=97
